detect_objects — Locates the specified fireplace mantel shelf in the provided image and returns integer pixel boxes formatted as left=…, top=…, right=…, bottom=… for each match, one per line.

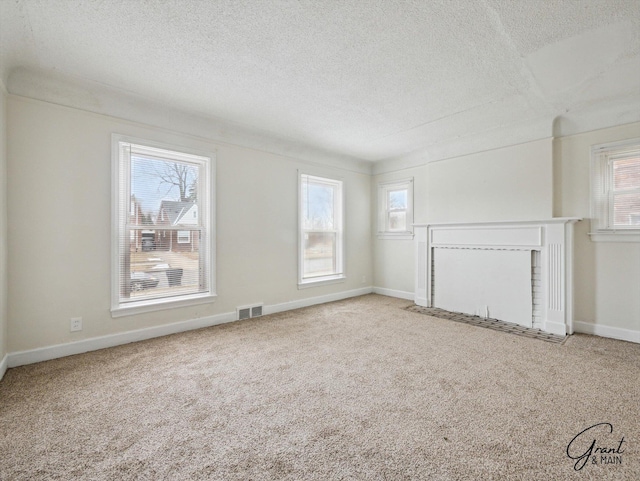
left=413, top=218, right=581, bottom=228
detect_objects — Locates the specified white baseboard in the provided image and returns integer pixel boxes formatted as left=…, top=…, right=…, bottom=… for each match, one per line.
left=372, top=287, right=414, bottom=301
left=7, top=287, right=375, bottom=369
left=264, top=287, right=373, bottom=315
left=7, top=311, right=236, bottom=368
left=0, top=353, right=7, bottom=381
left=574, top=321, right=640, bottom=344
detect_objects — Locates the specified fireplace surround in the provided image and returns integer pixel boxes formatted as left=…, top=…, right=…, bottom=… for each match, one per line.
left=414, top=218, right=581, bottom=335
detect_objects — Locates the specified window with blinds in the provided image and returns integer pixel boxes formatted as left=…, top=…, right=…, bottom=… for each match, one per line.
left=298, top=173, right=345, bottom=286
left=590, top=139, right=640, bottom=241
left=112, top=137, right=216, bottom=315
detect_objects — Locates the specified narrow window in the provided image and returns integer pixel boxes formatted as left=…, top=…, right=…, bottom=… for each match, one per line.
left=299, top=173, right=344, bottom=286
left=378, top=179, right=414, bottom=239
left=590, top=139, right=640, bottom=241
left=112, top=137, right=216, bottom=315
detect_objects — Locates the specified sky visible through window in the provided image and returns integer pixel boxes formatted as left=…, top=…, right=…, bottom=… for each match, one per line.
left=131, top=155, right=198, bottom=215
left=389, top=189, right=407, bottom=209
left=302, top=180, right=335, bottom=230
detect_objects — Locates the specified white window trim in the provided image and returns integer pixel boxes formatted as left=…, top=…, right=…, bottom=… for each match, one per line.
left=298, top=171, right=346, bottom=288
left=177, top=230, right=191, bottom=243
left=377, top=178, right=414, bottom=240
left=589, top=138, right=640, bottom=243
left=111, top=134, right=217, bottom=316
left=111, top=293, right=217, bottom=318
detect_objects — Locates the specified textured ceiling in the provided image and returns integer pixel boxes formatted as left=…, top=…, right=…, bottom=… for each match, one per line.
left=1, top=0, right=639, bottom=166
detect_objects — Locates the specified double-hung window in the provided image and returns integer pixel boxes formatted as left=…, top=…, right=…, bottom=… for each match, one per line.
left=590, top=139, right=640, bottom=242
left=112, top=136, right=216, bottom=315
left=377, top=178, right=414, bottom=239
left=298, top=173, right=345, bottom=287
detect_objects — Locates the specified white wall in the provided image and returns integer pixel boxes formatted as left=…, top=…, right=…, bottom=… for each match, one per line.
left=0, top=84, right=7, bottom=370
left=424, top=139, right=554, bottom=223
left=7, top=96, right=372, bottom=353
left=373, top=139, right=554, bottom=296
left=374, top=126, right=640, bottom=341
left=555, top=122, right=640, bottom=336
left=3, top=91, right=638, bottom=361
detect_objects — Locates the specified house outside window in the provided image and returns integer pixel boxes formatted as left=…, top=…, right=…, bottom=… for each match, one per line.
left=377, top=178, right=414, bottom=239
left=590, top=139, right=640, bottom=242
left=112, top=136, right=216, bottom=316
left=298, top=172, right=345, bottom=287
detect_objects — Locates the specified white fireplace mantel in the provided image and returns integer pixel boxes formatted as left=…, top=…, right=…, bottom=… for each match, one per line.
left=414, top=218, right=581, bottom=336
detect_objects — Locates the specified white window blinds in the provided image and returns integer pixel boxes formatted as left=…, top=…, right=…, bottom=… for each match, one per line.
left=113, top=139, right=215, bottom=313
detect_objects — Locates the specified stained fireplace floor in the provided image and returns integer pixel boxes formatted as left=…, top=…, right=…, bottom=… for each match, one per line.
left=404, top=305, right=567, bottom=344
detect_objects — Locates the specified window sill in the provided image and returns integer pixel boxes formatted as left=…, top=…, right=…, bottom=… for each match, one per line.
left=589, top=231, right=640, bottom=243
left=111, top=293, right=217, bottom=318
left=298, top=275, right=346, bottom=289
left=377, top=232, right=414, bottom=240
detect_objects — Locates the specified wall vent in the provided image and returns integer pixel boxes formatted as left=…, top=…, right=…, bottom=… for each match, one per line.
left=236, top=304, right=264, bottom=321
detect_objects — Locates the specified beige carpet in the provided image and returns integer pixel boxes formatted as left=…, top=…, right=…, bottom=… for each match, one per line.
left=1, top=294, right=638, bottom=480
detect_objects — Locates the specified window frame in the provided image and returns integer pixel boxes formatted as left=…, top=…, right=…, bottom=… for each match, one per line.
left=111, top=134, right=217, bottom=317
left=177, top=230, right=191, bottom=244
left=298, top=171, right=346, bottom=288
left=589, top=138, right=640, bottom=242
left=377, top=178, right=414, bottom=240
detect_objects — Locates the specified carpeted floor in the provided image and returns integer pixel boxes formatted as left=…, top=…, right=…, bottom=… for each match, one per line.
left=1, top=294, right=638, bottom=480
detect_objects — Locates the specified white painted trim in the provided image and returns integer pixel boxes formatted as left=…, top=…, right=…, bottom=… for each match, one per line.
left=297, top=170, right=345, bottom=287
left=588, top=232, right=640, bottom=243
left=589, top=138, right=640, bottom=236
left=111, top=135, right=217, bottom=316
left=297, top=276, right=346, bottom=289
left=377, top=178, right=414, bottom=237
left=373, top=287, right=414, bottom=300
left=264, top=287, right=373, bottom=315
left=373, top=136, right=555, bottom=175
left=413, top=218, right=581, bottom=228
left=8, top=70, right=372, bottom=175
left=7, top=287, right=374, bottom=368
left=415, top=219, right=581, bottom=335
left=565, top=222, right=575, bottom=335
left=544, top=320, right=568, bottom=337
left=574, top=321, right=640, bottom=344
left=7, top=311, right=236, bottom=368
left=0, top=354, right=8, bottom=381
left=377, top=234, right=414, bottom=240
left=111, top=294, right=217, bottom=318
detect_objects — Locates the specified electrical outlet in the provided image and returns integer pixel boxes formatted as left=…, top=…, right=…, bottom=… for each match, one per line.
left=361, top=275, right=366, bottom=284
left=70, top=317, right=82, bottom=332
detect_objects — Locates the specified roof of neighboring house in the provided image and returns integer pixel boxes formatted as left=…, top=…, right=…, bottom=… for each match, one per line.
left=158, top=201, right=197, bottom=226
